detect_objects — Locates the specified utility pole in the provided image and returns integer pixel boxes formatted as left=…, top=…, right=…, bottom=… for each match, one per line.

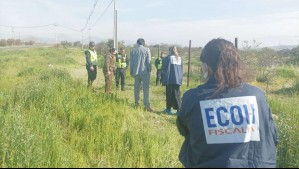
left=113, top=0, right=118, bottom=51
left=235, top=37, right=238, bottom=49
left=81, top=29, right=84, bottom=50
left=11, top=27, right=15, bottom=45
left=54, top=24, right=58, bottom=46
left=88, top=18, right=91, bottom=42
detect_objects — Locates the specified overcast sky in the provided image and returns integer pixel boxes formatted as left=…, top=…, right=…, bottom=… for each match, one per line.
left=0, top=0, right=299, bottom=47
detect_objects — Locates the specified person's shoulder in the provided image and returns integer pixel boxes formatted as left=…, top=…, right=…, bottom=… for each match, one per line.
left=183, top=85, right=205, bottom=99
left=243, top=83, right=265, bottom=94
left=183, top=88, right=197, bottom=98
left=104, top=53, right=111, bottom=58
left=164, top=55, right=171, bottom=60
left=240, top=83, right=267, bottom=100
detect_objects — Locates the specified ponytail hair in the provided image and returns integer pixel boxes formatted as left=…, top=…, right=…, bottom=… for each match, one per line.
left=169, top=46, right=179, bottom=61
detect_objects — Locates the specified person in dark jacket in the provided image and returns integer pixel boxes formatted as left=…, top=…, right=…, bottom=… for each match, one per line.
left=176, top=38, right=278, bottom=168
left=162, top=46, right=183, bottom=115
left=85, top=41, right=98, bottom=88
left=155, top=51, right=166, bottom=86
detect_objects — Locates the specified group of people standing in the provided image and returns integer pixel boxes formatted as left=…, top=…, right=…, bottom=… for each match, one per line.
left=85, top=42, right=129, bottom=94
left=85, top=38, right=183, bottom=114
left=85, top=38, right=278, bottom=168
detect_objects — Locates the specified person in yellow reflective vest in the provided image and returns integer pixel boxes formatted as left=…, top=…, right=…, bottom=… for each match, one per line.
left=155, top=51, right=166, bottom=86
left=85, top=41, right=98, bottom=88
left=115, top=47, right=129, bottom=91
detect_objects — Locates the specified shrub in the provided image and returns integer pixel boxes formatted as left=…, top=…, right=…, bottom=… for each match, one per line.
left=276, top=68, right=296, bottom=79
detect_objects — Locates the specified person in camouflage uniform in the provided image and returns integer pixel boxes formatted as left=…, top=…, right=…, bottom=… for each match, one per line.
left=103, top=48, right=116, bottom=93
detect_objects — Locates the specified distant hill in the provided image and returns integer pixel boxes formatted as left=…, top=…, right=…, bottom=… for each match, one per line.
left=268, top=45, right=297, bottom=51
left=21, top=34, right=107, bottom=45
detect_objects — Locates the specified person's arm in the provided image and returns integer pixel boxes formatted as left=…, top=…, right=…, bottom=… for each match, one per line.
left=269, top=108, right=279, bottom=146
left=177, top=116, right=189, bottom=137
left=154, top=58, right=158, bottom=69
left=103, top=55, right=110, bottom=75
left=130, top=51, right=134, bottom=76
left=126, top=55, right=129, bottom=69
left=176, top=92, right=191, bottom=137
left=146, top=48, right=152, bottom=73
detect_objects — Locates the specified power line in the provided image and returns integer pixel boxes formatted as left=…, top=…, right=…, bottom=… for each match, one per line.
left=0, top=0, right=115, bottom=43
left=81, top=0, right=99, bottom=32
left=0, top=23, right=83, bottom=33
left=91, top=0, right=114, bottom=28
left=56, top=24, right=81, bottom=32
left=0, top=24, right=55, bottom=29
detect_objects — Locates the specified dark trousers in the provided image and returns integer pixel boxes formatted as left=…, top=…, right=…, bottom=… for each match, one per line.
left=156, top=70, right=162, bottom=86
left=86, top=65, right=97, bottom=87
left=115, top=68, right=126, bottom=89
left=166, top=85, right=181, bottom=110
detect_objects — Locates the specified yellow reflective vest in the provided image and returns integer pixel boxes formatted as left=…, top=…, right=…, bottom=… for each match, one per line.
left=116, top=54, right=127, bottom=68
left=157, top=57, right=163, bottom=70
left=87, top=49, right=98, bottom=65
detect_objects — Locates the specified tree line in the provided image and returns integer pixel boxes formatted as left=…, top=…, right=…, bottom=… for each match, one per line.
left=0, top=38, right=35, bottom=47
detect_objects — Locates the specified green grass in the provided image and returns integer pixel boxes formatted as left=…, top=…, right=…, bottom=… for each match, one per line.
left=268, top=97, right=299, bottom=168
left=0, top=68, right=183, bottom=168
left=276, top=66, right=297, bottom=79
left=0, top=47, right=183, bottom=167
left=0, top=46, right=299, bottom=167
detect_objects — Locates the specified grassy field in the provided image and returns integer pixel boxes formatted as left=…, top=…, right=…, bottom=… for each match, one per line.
left=0, top=46, right=298, bottom=167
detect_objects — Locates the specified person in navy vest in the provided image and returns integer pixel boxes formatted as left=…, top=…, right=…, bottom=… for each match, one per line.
left=162, top=46, right=183, bottom=115
left=176, top=38, right=278, bottom=168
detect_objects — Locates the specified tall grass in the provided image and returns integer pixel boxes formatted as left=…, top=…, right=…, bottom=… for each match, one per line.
left=268, top=97, right=299, bottom=168
left=0, top=68, right=183, bottom=168
left=1, top=47, right=299, bottom=167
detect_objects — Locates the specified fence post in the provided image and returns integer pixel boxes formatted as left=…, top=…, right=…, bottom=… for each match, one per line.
left=187, top=40, right=191, bottom=87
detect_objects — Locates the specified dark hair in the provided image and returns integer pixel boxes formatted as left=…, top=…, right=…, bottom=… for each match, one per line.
left=137, top=38, right=145, bottom=46
left=89, top=41, right=95, bottom=47
left=200, top=38, right=243, bottom=99
left=169, top=46, right=179, bottom=61
left=109, top=48, right=116, bottom=53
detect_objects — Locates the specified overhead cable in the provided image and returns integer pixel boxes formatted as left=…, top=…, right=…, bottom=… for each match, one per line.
left=81, top=0, right=99, bottom=31
left=0, top=24, right=55, bottom=28
left=91, top=0, right=113, bottom=28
